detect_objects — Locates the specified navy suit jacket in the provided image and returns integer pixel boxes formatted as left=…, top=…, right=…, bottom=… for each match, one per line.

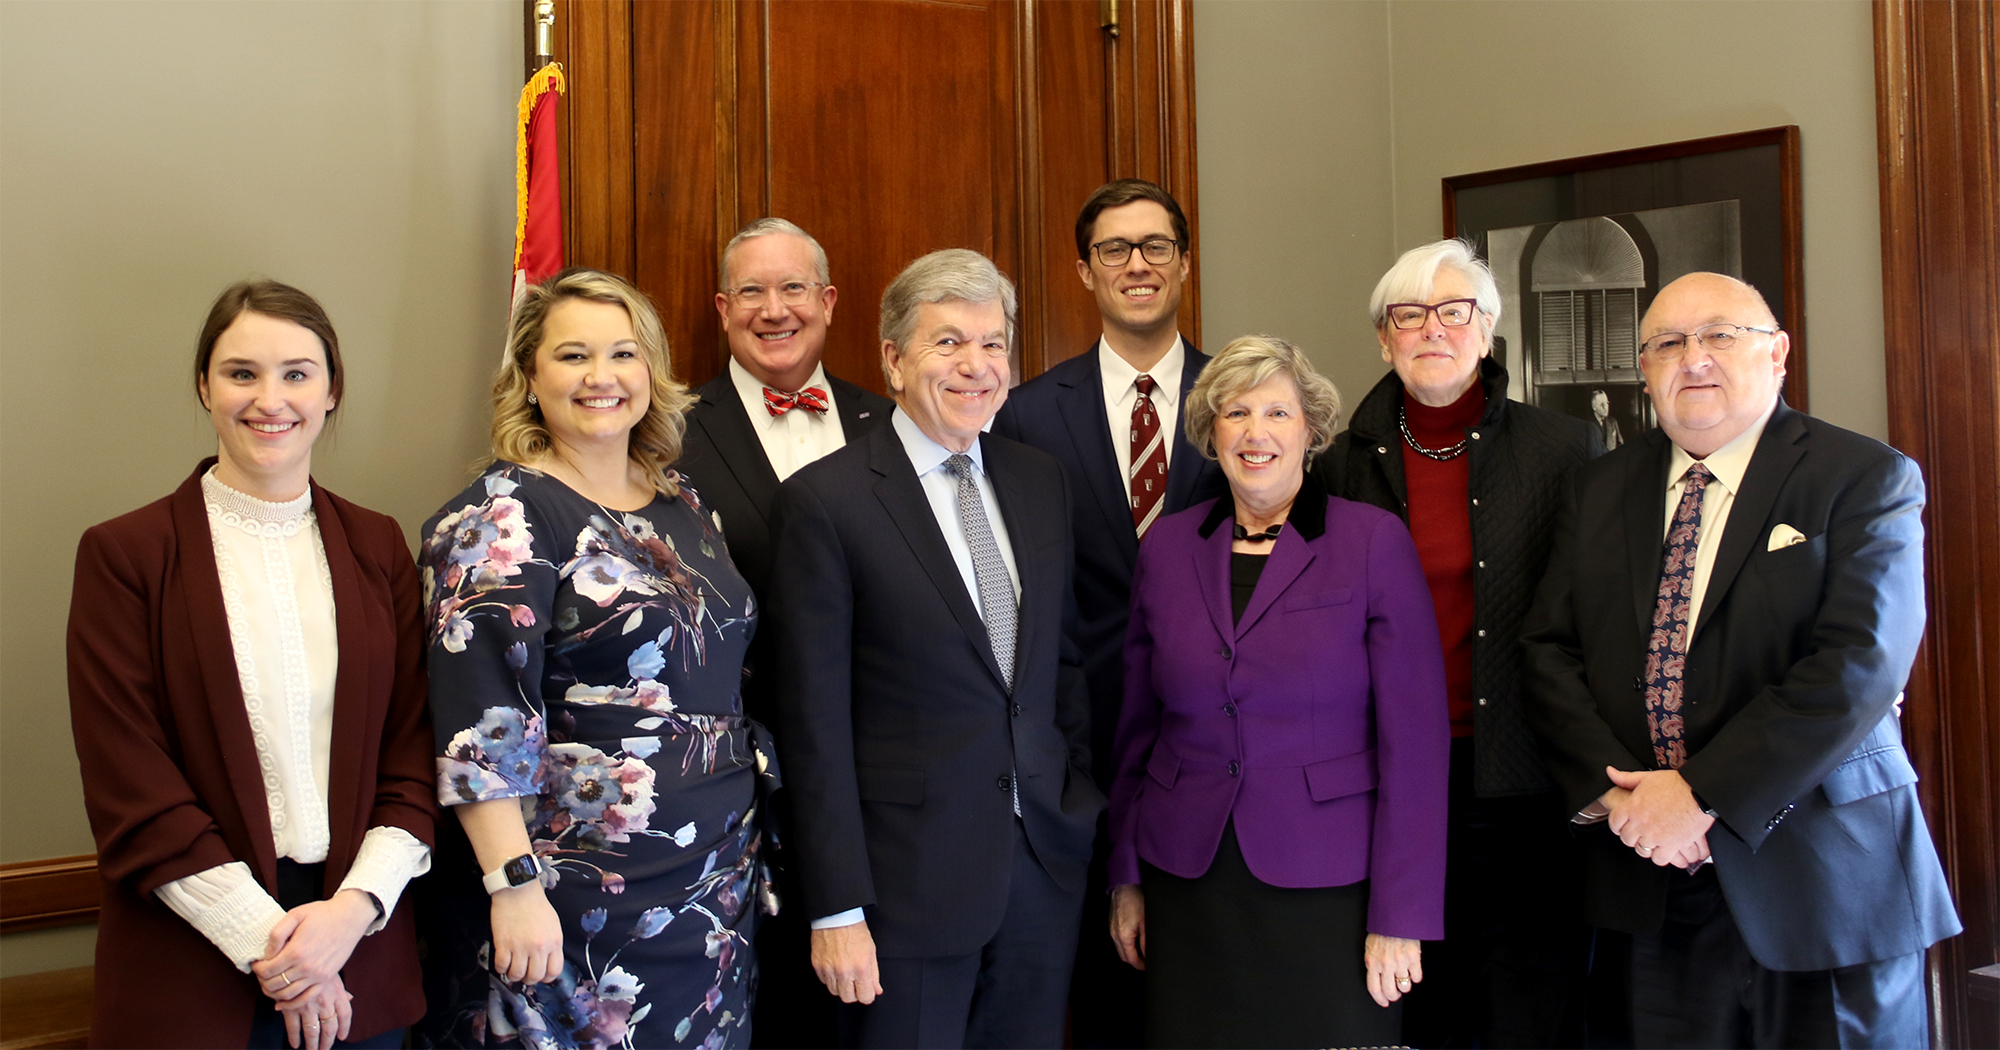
left=677, top=369, right=892, bottom=725
left=766, top=422, right=1106, bottom=958
left=992, top=340, right=1227, bottom=785
left=1522, top=403, right=1960, bottom=970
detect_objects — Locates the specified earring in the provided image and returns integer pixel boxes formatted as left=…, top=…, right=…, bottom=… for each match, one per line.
left=527, top=392, right=539, bottom=406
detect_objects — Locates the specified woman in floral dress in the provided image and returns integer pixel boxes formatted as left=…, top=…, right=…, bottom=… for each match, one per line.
left=417, top=269, right=774, bottom=1050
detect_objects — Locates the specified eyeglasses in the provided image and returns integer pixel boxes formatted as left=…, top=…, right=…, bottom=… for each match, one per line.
left=1090, top=238, right=1180, bottom=267
left=1384, top=299, right=1479, bottom=330
left=724, top=280, right=825, bottom=307
left=1638, top=323, right=1778, bottom=360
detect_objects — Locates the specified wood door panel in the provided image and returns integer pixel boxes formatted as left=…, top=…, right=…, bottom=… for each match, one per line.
left=764, top=0, right=1011, bottom=393
left=582, top=0, right=1197, bottom=391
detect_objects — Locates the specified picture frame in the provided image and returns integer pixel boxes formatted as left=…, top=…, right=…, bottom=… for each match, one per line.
left=1443, top=126, right=1804, bottom=442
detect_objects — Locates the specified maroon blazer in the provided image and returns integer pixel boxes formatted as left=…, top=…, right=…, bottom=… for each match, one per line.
left=67, top=460, right=435, bottom=1048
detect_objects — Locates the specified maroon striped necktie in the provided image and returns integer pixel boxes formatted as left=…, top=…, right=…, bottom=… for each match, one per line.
left=1130, top=374, right=1168, bottom=538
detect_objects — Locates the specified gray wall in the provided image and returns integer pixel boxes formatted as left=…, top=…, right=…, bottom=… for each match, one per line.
left=0, top=0, right=518, bottom=975
left=1196, top=0, right=1886, bottom=440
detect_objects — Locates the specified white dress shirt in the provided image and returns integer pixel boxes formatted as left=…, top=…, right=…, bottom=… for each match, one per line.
left=153, top=470, right=431, bottom=971
left=813, top=409, right=1022, bottom=931
left=1098, top=336, right=1187, bottom=484
left=1662, top=399, right=1779, bottom=639
left=728, top=357, right=848, bottom=482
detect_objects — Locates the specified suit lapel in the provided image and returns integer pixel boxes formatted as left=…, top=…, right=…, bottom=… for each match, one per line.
left=691, top=378, right=781, bottom=526
left=1055, top=348, right=1139, bottom=564
left=1165, top=339, right=1210, bottom=513
left=312, top=488, right=367, bottom=881
left=1192, top=516, right=1235, bottom=645
left=1691, top=407, right=1807, bottom=643
left=1237, top=525, right=1316, bottom=638
left=828, top=375, right=884, bottom=437
left=170, top=469, right=279, bottom=887
left=867, top=427, right=1009, bottom=689
left=1626, top=434, right=1674, bottom=635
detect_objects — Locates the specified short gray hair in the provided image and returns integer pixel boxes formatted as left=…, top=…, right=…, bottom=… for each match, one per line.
left=1185, top=335, right=1342, bottom=460
left=878, top=248, right=1018, bottom=366
left=719, top=217, right=831, bottom=289
left=1368, top=238, right=1502, bottom=335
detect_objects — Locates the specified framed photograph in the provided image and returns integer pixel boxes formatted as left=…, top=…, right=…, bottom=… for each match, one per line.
left=1443, top=126, right=1804, bottom=436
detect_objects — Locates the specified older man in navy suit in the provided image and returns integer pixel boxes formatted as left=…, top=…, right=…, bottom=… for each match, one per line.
left=992, top=179, right=1225, bottom=1046
left=769, top=250, right=1104, bottom=1048
left=1522, top=272, right=1959, bottom=1047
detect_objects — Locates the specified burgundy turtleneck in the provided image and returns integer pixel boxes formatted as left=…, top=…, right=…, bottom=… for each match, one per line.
left=1401, top=380, right=1485, bottom=738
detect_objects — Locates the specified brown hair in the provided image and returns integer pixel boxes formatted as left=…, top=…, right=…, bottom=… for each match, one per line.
left=194, top=280, right=342, bottom=411
left=493, top=268, right=693, bottom=495
left=1074, top=178, right=1191, bottom=260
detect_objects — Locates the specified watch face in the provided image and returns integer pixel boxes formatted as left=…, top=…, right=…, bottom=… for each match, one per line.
left=503, top=854, right=541, bottom=887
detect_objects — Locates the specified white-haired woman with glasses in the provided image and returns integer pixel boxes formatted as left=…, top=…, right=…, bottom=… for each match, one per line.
left=1314, top=239, right=1602, bottom=1048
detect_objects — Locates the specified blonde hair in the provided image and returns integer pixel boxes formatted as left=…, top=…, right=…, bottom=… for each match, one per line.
left=1185, top=335, right=1342, bottom=460
left=492, top=268, right=693, bottom=495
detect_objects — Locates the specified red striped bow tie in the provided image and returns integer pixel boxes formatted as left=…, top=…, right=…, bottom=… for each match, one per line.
left=763, top=386, right=830, bottom=417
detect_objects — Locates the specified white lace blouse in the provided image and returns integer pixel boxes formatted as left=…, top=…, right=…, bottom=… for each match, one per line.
left=152, top=470, right=430, bottom=971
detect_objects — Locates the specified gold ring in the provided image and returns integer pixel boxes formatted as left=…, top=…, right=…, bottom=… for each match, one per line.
left=281, top=972, right=293, bottom=987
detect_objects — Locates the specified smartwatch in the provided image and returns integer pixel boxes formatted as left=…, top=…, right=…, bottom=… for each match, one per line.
left=482, top=853, right=546, bottom=895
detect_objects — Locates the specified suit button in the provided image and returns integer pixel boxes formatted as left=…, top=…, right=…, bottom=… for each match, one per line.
left=1633, top=676, right=1646, bottom=692
left=1227, top=761, right=1241, bottom=776
left=1477, top=560, right=1486, bottom=569
left=996, top=776, right=1011, bottom=792
left=1377, top=445, right=1389, bottom=454
left=1477, top=629, right=1487, bottom=638
left=1012, top=703, right=1023, bottom=717
left=1471, top=498, right=1480, bottom=507
left=1220, top=646, right=1233, bottom=659
left=1477, top=697, right=1488, bottom=706
left=1223, top=703, right=1237, bottom=718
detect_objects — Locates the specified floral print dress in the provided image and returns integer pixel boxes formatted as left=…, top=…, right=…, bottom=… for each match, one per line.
left=418, top=464, right=774, bottom=1050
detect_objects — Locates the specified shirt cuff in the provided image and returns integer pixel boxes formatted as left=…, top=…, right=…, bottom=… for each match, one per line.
left=811, top=908, right=866, bottom=930
left=154, top=861, right=288, bottom=972
left=336, top=826, right=433, bottom=935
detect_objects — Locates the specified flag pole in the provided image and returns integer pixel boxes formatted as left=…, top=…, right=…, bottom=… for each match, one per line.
left=533, top=0, right=555, bottom=70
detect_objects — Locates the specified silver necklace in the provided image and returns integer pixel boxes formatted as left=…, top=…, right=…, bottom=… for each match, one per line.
left=1398, top=406, right=1469, bottom=461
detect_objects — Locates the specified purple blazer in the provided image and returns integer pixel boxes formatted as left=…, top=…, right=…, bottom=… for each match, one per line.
left=1107, top=482, right=1449, bottom=940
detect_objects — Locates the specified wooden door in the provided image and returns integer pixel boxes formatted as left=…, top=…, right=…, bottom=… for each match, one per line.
left=541, top=0, right=1199, bottom=393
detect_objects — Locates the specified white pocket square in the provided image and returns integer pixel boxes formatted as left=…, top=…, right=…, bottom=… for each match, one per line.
left=1767, top=523, right=1808, bottom=551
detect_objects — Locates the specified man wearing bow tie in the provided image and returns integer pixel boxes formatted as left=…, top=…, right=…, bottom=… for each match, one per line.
left=1521, top=272, right=1958, bottom=1047
left=680, top=217, right=893, bottom=1048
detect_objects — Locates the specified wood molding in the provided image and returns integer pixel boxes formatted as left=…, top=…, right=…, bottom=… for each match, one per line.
left=0, top=966, right=92, bottom=1050
left=1874, top=2, right=2000, bottom=1047
left=552, top=0, right=636, bottom=279
left=0, top=855, right=99, bottom=935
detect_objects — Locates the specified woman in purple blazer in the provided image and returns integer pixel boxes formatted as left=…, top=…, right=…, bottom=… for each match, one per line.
left=1106, top=335, right=1450, bottom=1048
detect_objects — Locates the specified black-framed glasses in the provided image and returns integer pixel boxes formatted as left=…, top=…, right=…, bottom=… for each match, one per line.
left=1384, top=299, right=1478, bottom=330
left=725, top=280, right=825, bottom=307
left=1091, top=238, right=1180, bottom=267
left=1639, top=323, right=1779, bottom=360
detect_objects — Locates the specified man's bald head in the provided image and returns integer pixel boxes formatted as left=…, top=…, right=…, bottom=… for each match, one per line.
left=1638, top=272, right=1790, bottom=458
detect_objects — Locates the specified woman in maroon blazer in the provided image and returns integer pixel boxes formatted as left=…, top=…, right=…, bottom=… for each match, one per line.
left=1106, top=335, right=1449, bottom=1048
left=67, top=281, right=435, bottom=1049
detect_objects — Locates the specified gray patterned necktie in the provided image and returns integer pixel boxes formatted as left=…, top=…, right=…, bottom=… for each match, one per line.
left=945, top=454, right=1017, bottom=691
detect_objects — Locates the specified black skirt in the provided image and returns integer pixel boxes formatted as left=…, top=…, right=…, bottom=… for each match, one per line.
left=1141, top=820, right=1402, bottom=1049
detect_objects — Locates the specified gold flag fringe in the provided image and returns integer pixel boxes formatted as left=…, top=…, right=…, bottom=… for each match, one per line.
left=514, top=63, right=568, bottom=271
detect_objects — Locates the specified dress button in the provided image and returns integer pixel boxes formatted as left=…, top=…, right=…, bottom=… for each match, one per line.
left=1477, top=560, right=1486, bottom=569
left=1471, top=498, right=1480, bottom=507
left=1471, top=432, right=1482, bottom=440
left=996, top=775, right=1011, bottom=792
left=1377, top=445, right=1389, bottom=455
left=1477, top=697, right=1488, bottom=707
left=1223, top=703, right=1237, bottom=718
left=1477, top=629, right=1487, bottom=638
left=1220, top=646, right=1233, bottom=659
left=1227, top=761, right=1241, bottom=776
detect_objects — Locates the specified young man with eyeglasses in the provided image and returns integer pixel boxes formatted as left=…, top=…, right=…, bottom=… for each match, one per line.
left=679, top=217, right=893, bottom=1049
left=993, top=179, right=1226, bottom=1048
left=1522, top=272, right=1959, bottom=1047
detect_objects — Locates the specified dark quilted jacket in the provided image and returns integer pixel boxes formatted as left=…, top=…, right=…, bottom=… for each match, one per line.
left=1316, top=357, right=1602, bottom=796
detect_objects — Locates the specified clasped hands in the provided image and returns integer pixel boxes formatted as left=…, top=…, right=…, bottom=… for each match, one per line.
left=1601, top=766, right=1714, bottom=869
left=250, top=887, right=377, bottom=1050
